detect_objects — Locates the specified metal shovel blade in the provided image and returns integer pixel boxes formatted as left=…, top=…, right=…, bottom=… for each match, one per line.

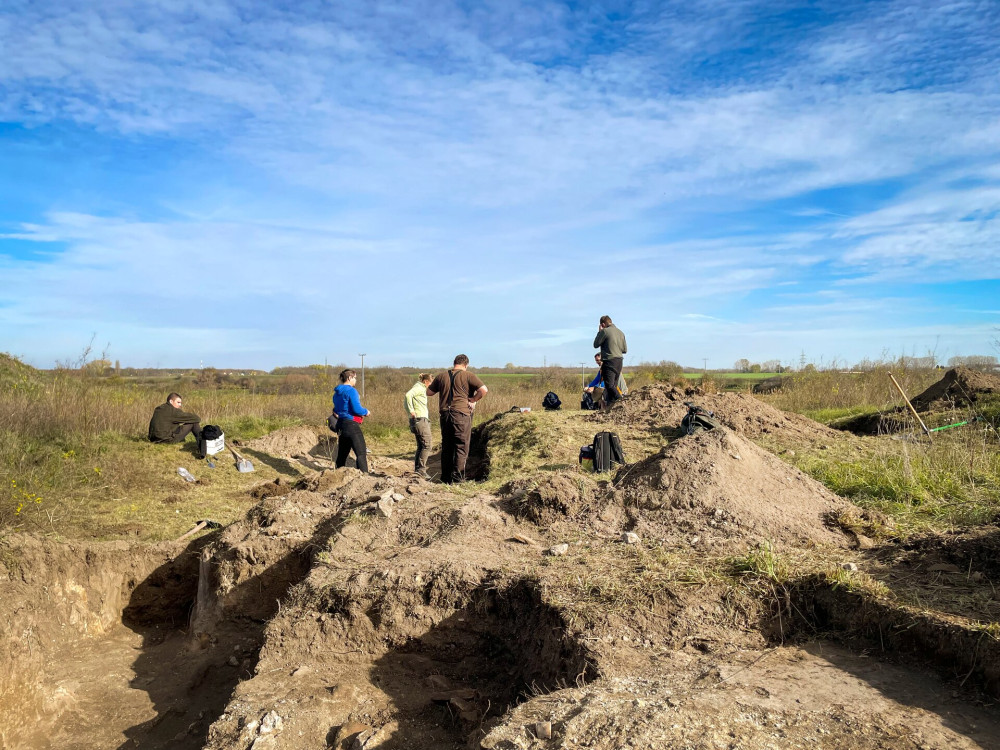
left=231, top=448, right=255, bottom=473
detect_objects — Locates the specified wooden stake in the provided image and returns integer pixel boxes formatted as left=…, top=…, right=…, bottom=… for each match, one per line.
left=888, top=372, right=931, bottom=437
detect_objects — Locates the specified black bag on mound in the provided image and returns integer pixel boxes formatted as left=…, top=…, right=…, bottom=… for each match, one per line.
left=681, top=402, right=719, bottom=435
left=580, top=391, right=600, bottom=411
left=542, top=391, right=562, bottom=410
left=592, top=431, right=625, bottom=472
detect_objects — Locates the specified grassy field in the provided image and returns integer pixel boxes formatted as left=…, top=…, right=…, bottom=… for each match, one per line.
left=2, top=354, right=998, bottom=544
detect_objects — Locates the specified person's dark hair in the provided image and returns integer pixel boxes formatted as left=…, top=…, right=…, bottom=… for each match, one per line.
left=453, top=354, right=469, bottom=366
left=419, top=372, right=432, bottom=383
left=599, top=315, right=613, bottom=326
left=339, top=369, right=356, bottom=383
left=594, top=353, right=602, bottom=361
left=167, top=392, right=182, bottom=403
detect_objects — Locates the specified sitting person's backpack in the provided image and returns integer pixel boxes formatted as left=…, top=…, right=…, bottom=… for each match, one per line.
left=200, top=424, right=225, bottom=455
left=580, top=391, right=600, bottom=411
left=542, top=391, right=562, bottom=410
left=592, top=431, right=625, bottom=472
left=681, top=402, right=720, bottom=435
left=579, top=445, right=595, bottom=472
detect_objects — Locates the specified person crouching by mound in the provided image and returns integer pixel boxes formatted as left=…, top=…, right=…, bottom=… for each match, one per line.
left=333, top=368, right=371, bottom=473
left=148, top=392, right=204, bottom=458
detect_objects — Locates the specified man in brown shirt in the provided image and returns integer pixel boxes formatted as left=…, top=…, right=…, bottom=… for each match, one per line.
left=427, top=354, right=489, bottom=484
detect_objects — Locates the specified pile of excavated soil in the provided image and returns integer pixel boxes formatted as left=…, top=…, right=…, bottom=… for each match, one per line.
left=911, top=366, right=1000, bottom=410
left=499, top=472, right=601, bottom=525
left=237, top=426, right=331, bottom=457
left=614, top=428, right=851, bottom=549
left=600, top=383, right=841, bottom=445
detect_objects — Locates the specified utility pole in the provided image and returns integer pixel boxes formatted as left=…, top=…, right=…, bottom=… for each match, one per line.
left=581, top=362, right=587, bottom=388
left=703, top=358, right=708, bottom=372
left=358, top=353, right=367, bottom=398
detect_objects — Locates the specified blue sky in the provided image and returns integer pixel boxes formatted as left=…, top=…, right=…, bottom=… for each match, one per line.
left=2, top=0, right=999, bottom=370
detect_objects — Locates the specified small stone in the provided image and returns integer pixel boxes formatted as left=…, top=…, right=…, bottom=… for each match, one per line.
left=545, top=543, right=569, bottom=556
left=729, top=452, right=742, bottom=460
left=391, top=493, right=404, bottom=502
left=376, top=497, right=394, bottom=518
left=787, top=450, right=796, bottom=457
left=841, top=562, right=859, bottom=572
left=291, top=666, right=311, bottom=678
left=259, top=710, right=283, bottom=734
left=689, top=536, right=699, bottom=545
left=535, top=721, right=552, bottom=739
left=228, top=655, right=239, bottom=666
left=972, top=571, right=985, bottom=582
left=622, top=532, right=640, bottom=545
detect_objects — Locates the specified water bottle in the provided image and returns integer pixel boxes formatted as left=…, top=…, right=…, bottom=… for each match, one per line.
left=178, top=467, right=196, bottom=483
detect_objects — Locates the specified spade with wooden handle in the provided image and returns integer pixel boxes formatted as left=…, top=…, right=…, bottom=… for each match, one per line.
left=230, top=447, right=254, bottom=473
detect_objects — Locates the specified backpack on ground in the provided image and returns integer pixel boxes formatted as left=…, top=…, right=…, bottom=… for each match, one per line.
left=580, top=391, right=600, bottom=411
left=200, top=424, right=225, bottom=455
left=681, top=402, right=720, bottom=435
left=592, top=431, right=625, bottom=473
left=542, top=391, right=562, bottom=410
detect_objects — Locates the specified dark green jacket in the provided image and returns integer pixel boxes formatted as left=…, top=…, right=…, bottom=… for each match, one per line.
left=594, top=324, right=627, bottom=360
left=148, top=402, right=201, bottom=442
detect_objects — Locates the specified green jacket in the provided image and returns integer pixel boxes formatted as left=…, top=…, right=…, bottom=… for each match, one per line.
left=594, top=324, right=627, bottom=360
left=404, top=381, right=429, bottom=419
left=148, top=402, right=201, bottom=442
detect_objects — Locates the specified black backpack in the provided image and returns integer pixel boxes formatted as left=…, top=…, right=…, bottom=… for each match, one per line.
left=202, top=424, right=223, bottom=441
left=681, top=402, right=719, bottom=435
left=580, top=391, right=600, bottom=411
left=542, top=391, right=562, bottom=410
left=592, top=431, right=625, bottom=472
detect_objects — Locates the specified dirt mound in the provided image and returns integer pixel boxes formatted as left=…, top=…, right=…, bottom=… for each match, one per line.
left=614, top=428, right=851, bottom=549
left=237, top=425, right=329, bottom=457
left=499, top=472, right=600, bottom=525
left=911, top=366, right=1000, bottom=410
left=601, top=383, right=840, bottom=444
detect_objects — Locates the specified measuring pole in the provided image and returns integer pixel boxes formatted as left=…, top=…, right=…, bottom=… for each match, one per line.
left=888, top=372, right=931, bottom=437
left=358, top=353, right=367, bottom=399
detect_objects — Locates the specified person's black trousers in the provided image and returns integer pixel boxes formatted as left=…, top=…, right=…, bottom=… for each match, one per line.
left=439, top=410, right=472, bottom=483
left=336, top=418, right=369, bottom=473
left=601, top=357, right=623, bottom=406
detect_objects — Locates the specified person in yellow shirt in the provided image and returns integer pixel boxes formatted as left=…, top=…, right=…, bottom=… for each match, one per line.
left=404, top=373, right=433, bottom=479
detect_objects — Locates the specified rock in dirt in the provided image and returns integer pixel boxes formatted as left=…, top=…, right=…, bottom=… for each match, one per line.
left=334, top=721, right=370, bottom=749
left=841, top=562, right=859, bottom=572
left=546, top=543, right=570, bottom=556
left=622, top=532, right=640, bottom=545
left=614, top=428, right=852, bottom=549
left=259, top=710, right=283, bottom=734
left=375, top=497, right=394, bottom=518
left=536, top=720, right=552, bottom=739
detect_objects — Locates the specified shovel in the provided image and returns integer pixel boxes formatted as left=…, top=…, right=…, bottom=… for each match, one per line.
left=230, top=447, right=254, bottom=473
left=175, top=518, right=222, bottom=542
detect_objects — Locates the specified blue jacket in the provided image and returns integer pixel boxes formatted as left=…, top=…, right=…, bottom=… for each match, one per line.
left=333, top=384, right=369, bottom=419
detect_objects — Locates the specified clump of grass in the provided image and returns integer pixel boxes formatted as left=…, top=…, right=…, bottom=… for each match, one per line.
left=727, top=541, right=789, bottom=583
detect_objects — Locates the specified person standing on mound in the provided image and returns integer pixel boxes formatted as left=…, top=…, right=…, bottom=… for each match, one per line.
left=593, top=315, right=627, bottom=408
left=427, top=354, right=488, bottom=484
left=333, top=369, right=371, bottom=473
left=404, top=373, right=434, bottom=479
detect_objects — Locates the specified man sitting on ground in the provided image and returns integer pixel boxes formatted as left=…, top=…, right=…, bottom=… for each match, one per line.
left=148, top=393, right=204, bottom=456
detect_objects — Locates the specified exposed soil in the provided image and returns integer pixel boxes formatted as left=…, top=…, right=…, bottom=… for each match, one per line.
left=4, top=405, right=1000, bottom=749
left=236, top=425, right=336, bottom=459
left=612, top=428, right=852, bottom=550
left=911, top=366, right=1000, bottom=410
left=598, top=382, right=843, bottom=445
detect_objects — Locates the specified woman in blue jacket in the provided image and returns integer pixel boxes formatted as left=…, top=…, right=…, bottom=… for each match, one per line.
left=333, top=369, right=371, bottom=473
